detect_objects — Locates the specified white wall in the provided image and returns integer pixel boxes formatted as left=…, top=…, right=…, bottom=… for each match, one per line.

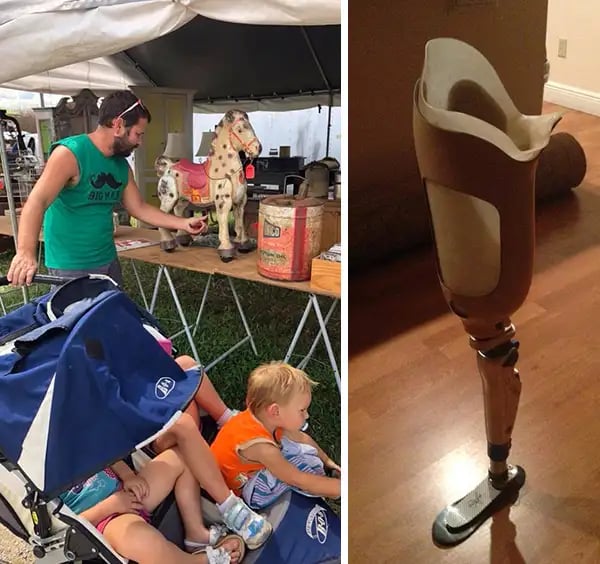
left=193, top=106, right=341, bottom=164
left=545, top=0, right=600, bottom=114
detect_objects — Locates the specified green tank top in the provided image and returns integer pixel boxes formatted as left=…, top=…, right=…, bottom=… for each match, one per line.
left=43, top=134, right=129, bottom=269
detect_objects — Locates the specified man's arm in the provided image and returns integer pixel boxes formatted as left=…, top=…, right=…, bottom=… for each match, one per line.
left=121, top=168, right=206, bottom=234
left=242, top=442, right=340, bottom=498
left=7, top=146, right=78, bottom=285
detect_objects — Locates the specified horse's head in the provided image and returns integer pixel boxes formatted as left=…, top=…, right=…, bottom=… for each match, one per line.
left=221, top=110, right=262, bottom=158
left=154, top=155, right=180, bottom=196
left=155, top=155, right=176, bottom=178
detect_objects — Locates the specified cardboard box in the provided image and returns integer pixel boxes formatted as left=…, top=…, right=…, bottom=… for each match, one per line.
left=310, top=257, right=341, bottom=295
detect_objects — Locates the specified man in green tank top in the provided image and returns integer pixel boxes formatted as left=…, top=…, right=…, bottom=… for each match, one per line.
left=7, top=90, right=206, bottom=286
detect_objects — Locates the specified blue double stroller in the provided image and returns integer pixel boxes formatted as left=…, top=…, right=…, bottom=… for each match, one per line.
left=0, top=275, right=341, bottom=563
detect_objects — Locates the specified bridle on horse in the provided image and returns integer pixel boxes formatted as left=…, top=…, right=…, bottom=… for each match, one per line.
left=228, top=117, right=260, bottom=155
left=206, top=117, right=259, bottom=183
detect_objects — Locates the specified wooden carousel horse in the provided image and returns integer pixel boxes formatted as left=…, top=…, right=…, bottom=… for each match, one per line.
left=155, top=110, right=262, bottom=262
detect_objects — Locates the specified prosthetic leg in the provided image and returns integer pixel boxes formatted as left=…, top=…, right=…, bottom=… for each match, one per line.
left=412, top=38, right=562, bottom=546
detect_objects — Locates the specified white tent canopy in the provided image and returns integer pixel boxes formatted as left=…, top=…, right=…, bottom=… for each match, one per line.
left=0, top=0, right=340, bottom=89
left=2, top=57, right=153, bottom=96
left=193, top=93, right=341, bottom=114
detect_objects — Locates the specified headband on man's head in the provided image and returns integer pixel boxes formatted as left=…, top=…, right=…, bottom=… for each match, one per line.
left=98, top=91, right=152, bottom=128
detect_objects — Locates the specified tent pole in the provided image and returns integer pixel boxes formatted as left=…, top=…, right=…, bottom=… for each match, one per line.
left=0, top=118, right=29, bottom=304
left=326, top=93, right=333, bottom=157
left=301, top=27, right=332, bottom=92
left=300, top=27, right=334, bottom=158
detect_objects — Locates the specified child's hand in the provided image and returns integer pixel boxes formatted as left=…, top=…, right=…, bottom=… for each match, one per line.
left=111, top=490, right=145, bottom=514
left=326, top=460, right=341, bottom=477
left=123, top=475, right=149, bottom=502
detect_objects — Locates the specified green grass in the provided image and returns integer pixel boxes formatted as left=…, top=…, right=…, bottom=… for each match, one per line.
left=0, top=248, right=341, bottom=510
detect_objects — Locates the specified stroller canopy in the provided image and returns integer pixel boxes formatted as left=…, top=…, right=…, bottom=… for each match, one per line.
left=0, top=277, right=200, bottom=498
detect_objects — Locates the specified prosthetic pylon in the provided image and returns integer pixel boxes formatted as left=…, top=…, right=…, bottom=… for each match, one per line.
left=412, top=37, right=562, bottom=547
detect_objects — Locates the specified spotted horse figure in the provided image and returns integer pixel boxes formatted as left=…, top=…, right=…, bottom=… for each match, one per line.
left=154, top=110, right=262, bottom=262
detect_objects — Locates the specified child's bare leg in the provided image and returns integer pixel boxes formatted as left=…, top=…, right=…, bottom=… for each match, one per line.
left=147, top=414, right=273, bottom=549
left=102, top=514, right=205, bottom=564
left=167, top=413, right=231, bottom=503
left=153, top=400, right=200, bottom=454
left=173, top=457, right=242, bottom=563
left=152, top=431, right=177, bottom=453
left=128, top=450, right=243, bottom=563
left=197, top=375, right=231, bottom=422
left=176, top=355, right=232, bottom=423
left=175, top=464, right=211, bottom=543
left=143, top=448, right=210, bottom=542
left=137, top=449, right=188, bottom=512
left=155, top=355, right=235, bottom=454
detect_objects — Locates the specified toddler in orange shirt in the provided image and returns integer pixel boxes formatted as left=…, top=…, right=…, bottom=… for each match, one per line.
left=210, top=362, right=341, bottom=508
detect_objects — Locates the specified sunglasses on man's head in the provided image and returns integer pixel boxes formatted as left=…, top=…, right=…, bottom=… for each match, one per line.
left=116, top=99, right=146, bottom=121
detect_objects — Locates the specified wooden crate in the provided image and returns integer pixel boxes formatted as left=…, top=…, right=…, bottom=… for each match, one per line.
left=320, top=199, right=341, bottom=252
left=310, top=257, right=341, bottom=295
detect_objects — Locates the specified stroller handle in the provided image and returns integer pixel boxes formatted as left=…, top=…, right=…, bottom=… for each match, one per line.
left=0, top=274, right=76, bottom=286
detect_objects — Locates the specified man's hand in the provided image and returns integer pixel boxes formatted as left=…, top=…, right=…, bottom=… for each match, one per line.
left=109, top=490, right=145, bottom=514
left=7, top=251, right=38, bottom=286
left=180, top=215, right=208, bottom=236
left=122, top=474, right=149, bottom=502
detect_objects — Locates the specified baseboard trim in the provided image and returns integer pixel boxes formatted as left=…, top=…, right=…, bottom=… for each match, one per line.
left=544, top=82, right=600, bottom=116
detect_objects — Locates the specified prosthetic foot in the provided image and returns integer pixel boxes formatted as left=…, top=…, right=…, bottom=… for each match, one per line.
left=432, top=318, right=526, bottom=546
left=412, top=38, right=561, bottom=547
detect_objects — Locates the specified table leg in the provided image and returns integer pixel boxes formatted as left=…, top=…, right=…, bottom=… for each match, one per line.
left=129, top=260, right=149, bottom=311
left=284, top=298, right=314, bottom=363
left=192, top=274, right=213, bottom=338
left=147, top=269, right=257, bottom=370
left=149, top=265, right=165, bottom=315
left=170, top=274, right=211, bottom=341
left=228, top=277, right=258, bottom=356
left=163, top=267, right=201, bottom=363
left=309, top=294, right=341, bottom=391
left=298, top=298, right=339, bottom=371
left=203, top=277, right=258, bottom=371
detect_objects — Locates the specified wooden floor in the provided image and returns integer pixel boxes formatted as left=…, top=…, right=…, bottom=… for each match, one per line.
left=349, top=103, right=600, bottom=563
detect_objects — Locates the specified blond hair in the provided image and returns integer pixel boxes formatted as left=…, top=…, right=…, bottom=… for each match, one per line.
left=246, top=362, right=317, bottom=413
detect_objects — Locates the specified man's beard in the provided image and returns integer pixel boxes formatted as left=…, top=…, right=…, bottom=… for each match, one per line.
left=112, top=136, right=138, bottom=157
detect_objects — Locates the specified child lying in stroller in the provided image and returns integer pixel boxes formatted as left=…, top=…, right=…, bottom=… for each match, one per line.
left=60, top=447, right=246, bottom=564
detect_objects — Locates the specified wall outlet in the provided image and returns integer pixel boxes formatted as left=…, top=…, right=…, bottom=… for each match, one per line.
left=558, top=38, right=568, bottom=58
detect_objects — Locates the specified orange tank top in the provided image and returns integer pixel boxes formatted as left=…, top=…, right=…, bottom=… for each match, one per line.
left=210, top=409, right=279, bottom=494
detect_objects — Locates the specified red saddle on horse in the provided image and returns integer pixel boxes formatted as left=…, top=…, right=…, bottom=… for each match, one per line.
left=172, top=159, right=210, bottom=204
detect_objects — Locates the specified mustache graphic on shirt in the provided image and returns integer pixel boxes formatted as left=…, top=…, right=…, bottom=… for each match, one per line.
left=90, top=173, right=123, bottom=190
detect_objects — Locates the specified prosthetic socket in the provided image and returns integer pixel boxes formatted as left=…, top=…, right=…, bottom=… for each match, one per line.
left=412, top=38, right=561, bottom=484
